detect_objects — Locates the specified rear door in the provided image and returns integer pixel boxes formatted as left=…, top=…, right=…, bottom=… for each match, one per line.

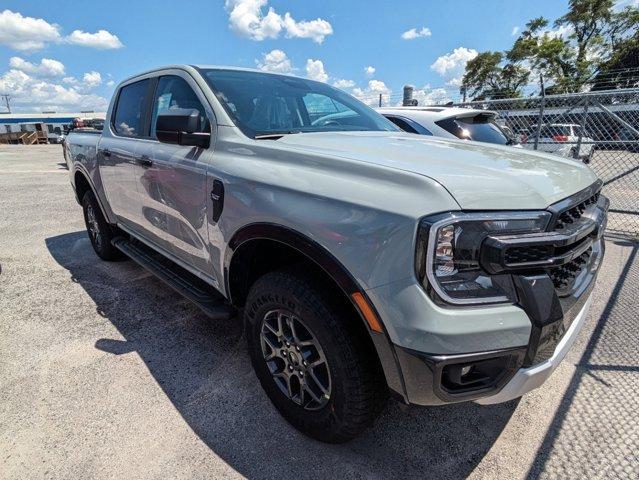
left=99, top=78, right=152, bottom=227
left=142, top=72, right=215, bottom=277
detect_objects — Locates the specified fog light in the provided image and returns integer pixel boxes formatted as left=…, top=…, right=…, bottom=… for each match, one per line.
left=461, top=365, right=472, bottom=376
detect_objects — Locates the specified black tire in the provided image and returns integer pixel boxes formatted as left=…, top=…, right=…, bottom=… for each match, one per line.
left=245, top=269, right=388, bottom=443
left=81, top=191, right=123, bottom=261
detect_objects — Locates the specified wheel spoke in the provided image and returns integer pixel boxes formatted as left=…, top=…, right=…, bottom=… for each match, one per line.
left=259, top=308, right=331, bottom=411
left=303, top=384, right=322, bottom=403
left=308, top=369, right=329, bottom=395
left=261, top=332, right=279, bottom=353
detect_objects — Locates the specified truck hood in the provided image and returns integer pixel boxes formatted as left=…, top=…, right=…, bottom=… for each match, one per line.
left=276, top=131, right=598, bottom=210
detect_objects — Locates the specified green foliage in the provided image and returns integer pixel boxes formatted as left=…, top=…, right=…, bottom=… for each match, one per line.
left=461, top=0, right=638, bottom=99
left=462, top=52, right=530, bottom=99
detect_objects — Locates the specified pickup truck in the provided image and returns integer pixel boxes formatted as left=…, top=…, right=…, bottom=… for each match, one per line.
left=65, top=65, right=608, bottom=443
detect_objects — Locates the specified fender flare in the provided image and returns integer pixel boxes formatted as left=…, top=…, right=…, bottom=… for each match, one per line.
left=73, top=164, right=114, bottom=224
left=224, top=222, right=409, bottom=402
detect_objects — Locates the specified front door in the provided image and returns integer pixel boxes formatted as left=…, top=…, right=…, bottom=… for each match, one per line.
left=143, top=73, right=215, bottom=280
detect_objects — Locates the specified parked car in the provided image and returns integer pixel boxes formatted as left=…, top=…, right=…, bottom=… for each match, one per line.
left=616, top=126, right=639, bottom=153
left=65, top=66, right=608, bottom=443
left=523, top=123, right=595, bottom=162
left=376, top=106, right=521, bottom=147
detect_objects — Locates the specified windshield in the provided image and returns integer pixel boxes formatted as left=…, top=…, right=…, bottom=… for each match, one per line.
left=199, top=69, right=398, bottom=138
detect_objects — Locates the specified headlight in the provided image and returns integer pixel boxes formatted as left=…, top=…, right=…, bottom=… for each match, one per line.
left=416, top=212, right=551, bottom=305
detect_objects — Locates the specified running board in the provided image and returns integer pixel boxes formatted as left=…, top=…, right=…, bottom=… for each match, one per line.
left=112, top=237, right=235, bottom=320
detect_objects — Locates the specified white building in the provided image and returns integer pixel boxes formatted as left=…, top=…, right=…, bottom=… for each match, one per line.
left=0, top=112, right=106, bottom=142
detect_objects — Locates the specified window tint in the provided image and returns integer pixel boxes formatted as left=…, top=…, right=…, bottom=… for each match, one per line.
left=386, top=116, right=419, bottom=133
left=113, top=79, right=150, bottom=137
left=150, top=76, right=208, bottom=137
left=436, top=116, right=509, bottom=145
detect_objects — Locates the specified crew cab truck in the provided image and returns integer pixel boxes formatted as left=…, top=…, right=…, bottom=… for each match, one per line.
left=66, top=66, right=608, bottom=443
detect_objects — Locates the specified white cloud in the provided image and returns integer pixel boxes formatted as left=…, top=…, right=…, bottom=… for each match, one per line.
left=305, top=59, right=328, bottom=83
left=66, top=29, right=123, bottom=49
left=9, top=57, right=65, bottom=77
left=430, top=47, right=478, bottom=86
left=106, top=80, right=115, bottom=87
left=409, top=85, right=452, bottom=106
left=511, top=26, right=520, bottom=36
left=0, top=9, right=61, bottom=51
left=401, top=27, right=432, bottom=40
left=0, top=68, right=108, bottom=112
left=224, top=0, right=332, bottom=43
left=282, top=13, right=332, bottom=43
left=256, top=49, right=293, bottom=74
left=0, top=10, right=123, bottom=51
left=83, top=71, right=102, bottom=87
left=364, top=66, right=376, bottom=77
left=352, top=79, right=391, bottom=106
left=614, top=0, right=639, bottom=11
left=544, top=24, right=574, bottom=40
left=333, top=79, right=355, bottom=89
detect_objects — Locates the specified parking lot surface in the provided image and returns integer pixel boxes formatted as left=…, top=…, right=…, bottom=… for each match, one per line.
left=1, top=145, right=638, bottom=479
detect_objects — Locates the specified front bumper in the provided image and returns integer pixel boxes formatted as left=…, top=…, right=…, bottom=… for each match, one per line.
left=476, top=293, right=592, bottom=404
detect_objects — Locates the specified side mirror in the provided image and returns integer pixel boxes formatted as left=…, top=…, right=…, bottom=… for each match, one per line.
left=156, top=108, right=210, bottom=148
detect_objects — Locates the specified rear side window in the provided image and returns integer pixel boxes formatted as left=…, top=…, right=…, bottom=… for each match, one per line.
left=384, top=115, right=433, bottom=135
left=113, top=79, right=150, bottom=137
left=386, top=116, right=419, bottom=133
left=436, top=116, right=508, bottom=145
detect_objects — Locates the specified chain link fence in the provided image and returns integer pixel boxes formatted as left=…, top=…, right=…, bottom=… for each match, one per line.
left=438, top=89, right=639, bottom=236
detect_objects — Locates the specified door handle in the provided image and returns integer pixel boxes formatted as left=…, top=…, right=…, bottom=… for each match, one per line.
left=136, top=155, right=153, bottom=168
left=99, top=148, right=111, bottom=157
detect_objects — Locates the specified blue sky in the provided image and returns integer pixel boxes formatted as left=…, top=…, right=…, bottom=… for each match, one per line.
left=0, top=0, right=630, bottom=112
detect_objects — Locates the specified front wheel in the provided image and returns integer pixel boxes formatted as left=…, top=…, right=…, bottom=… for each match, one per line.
left=245, top=269, right=387, bottom=443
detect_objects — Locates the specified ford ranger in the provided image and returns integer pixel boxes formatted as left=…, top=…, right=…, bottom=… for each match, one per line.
left=65, top=65, right=608, bottom=443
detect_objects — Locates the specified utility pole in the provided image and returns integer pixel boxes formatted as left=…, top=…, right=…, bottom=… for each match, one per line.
left=0, top=94, right=10, bottom=113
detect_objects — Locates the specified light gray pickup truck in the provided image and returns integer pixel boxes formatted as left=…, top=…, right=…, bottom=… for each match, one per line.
left=65, top=65, right=608, bottom=443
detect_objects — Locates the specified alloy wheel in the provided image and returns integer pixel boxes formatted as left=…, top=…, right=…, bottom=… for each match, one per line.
left=260, top=309, right=331, bottom=410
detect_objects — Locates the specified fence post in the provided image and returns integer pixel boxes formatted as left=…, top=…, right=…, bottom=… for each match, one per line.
left=533, top=74, right=545, bottom=151
left=574, top=101, right=589, bottom=160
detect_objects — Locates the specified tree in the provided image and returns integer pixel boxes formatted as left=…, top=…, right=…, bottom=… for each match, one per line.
left=507, top=17, right=581, bottom=93
left=462, top=52, right=530, bottom=100
left=592, top=31, right=639, bottom=90
left=555, top=0, right=613, bottom=77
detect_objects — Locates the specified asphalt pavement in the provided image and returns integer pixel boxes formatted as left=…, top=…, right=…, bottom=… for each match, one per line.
left=1, top=145, right=638, bottom=479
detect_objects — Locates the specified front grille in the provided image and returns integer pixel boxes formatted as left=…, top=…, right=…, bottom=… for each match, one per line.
left=548, top=248, right=592, bottom=295
left=504, top=245, right=552, bottom=264
left=554, top=192, right=600, bottom=230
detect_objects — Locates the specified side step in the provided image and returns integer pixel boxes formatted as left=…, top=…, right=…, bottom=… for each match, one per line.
left=112, top=237, right=235, bottom=320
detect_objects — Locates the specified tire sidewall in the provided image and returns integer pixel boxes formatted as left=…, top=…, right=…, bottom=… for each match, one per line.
left=82, top=191, right=114, bottom=259
left=245, top=275, right=353, bottom=437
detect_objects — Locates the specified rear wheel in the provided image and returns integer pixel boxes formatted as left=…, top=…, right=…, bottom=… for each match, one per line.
left=82, top=191, right=123, bottom=261
left=245, top=269, right=387, bottom=443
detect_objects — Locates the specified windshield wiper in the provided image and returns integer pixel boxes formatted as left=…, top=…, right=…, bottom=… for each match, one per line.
left=254, top=130, right=301, bottom=140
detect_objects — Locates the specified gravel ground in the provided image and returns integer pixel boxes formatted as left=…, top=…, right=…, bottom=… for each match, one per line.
left=1, top=145, right=638, bottom=480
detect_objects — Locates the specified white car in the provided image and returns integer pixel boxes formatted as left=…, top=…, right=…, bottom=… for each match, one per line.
left=376, top=106, right=520, bottom=147
left=523, top=124, right=595, bottom=162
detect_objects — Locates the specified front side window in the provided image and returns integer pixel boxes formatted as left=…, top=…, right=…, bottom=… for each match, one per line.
left=150, top=75, right=209, bottom=138
left=113, top=79, right=150, bottom=137
left=199, top=69, right=397, bottom=138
